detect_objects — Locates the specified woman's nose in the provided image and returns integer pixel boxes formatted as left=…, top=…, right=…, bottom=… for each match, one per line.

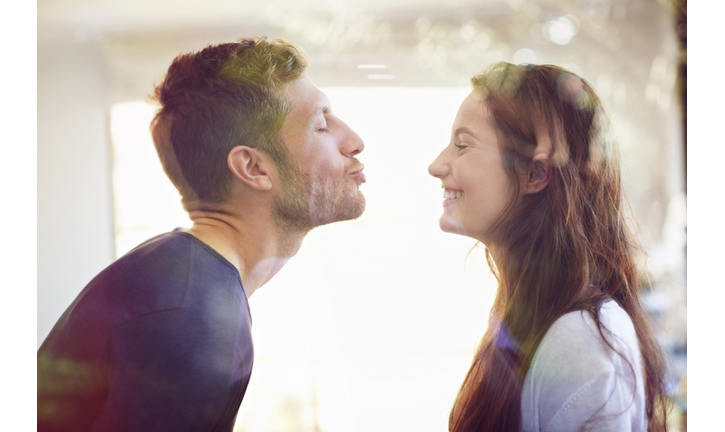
left=428, top=148, right=449, bottom=178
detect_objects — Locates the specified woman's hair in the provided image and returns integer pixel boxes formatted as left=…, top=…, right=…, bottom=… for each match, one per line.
left=449, top=63, right=669, bottom=431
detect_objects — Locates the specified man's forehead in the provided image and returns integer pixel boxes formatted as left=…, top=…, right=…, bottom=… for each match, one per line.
left=284, top=75, right=330, bottom=117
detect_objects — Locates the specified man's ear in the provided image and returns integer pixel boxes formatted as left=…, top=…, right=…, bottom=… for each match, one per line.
left=522, top=153, right=550, bottom=195
left=227, top=146, right=274, bottom=191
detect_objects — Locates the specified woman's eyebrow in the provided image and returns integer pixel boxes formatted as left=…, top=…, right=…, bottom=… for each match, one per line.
left=454, top=127, right=478, bottom=139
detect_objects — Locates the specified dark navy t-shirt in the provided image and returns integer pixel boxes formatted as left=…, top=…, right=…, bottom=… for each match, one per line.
left=38, top=230, right=254, bottom=432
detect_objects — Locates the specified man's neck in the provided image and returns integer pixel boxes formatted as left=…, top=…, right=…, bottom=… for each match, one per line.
left=183, top=208, right=305, bottom=298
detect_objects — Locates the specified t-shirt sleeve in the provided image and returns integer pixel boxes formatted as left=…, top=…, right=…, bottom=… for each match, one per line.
left=520, top=308, right=644, bottom=432
left=89, top=307, right=249, bottom=432
left=542, top=369, right=636, bottom=431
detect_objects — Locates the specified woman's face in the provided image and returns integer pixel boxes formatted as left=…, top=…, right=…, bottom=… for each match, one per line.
left=428, top=91, right=515, bottom=245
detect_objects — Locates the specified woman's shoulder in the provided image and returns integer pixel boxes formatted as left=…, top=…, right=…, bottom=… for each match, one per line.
left=527, top=301, right=634, bottom=388
left=520, top=300, right=647, bottom=432
left=544, top=300, right=638, bottom=360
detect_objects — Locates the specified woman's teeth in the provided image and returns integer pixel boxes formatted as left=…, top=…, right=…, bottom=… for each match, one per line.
left=444, top=190, right=465, bottom=200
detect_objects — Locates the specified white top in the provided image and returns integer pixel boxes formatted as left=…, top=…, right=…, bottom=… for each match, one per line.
left=520, top=300, right=647, bottom=432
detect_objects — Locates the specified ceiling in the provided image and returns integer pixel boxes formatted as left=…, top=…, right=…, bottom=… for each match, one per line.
left=38, top=0, right=512, bottom=39
left=39, top=0, right=673, bottom=91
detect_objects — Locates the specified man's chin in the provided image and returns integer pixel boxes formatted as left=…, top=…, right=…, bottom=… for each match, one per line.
left=342, top=193, right=366, bottom=222
left=315, top=194, right=366, bottom=228
left=276, top=186, right=367, bottom=232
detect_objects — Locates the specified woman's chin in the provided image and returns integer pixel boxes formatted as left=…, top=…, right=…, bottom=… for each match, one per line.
left=439, top=216, right=490, bottom=245
left=439, top=215, right=466, bottom=236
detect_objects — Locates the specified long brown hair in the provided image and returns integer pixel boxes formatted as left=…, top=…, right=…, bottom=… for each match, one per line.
left=449, top=63, right=669, bottom=431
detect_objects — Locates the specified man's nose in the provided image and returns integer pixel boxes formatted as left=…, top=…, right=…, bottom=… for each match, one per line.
left=340, top=122, right=365, bottom=157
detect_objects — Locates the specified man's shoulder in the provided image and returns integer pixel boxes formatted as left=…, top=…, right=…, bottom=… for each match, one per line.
left=95, top=231, right=194, bottom=292
left=65, top=231, right=233, bottom=327
left=104, top=229, right=235, bottom=281
left=41, top=230, right=245, bottom=351
left=115, top=230, right=195, bottom=267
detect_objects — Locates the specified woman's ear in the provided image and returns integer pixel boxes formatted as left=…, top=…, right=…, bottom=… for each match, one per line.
left=227, top=146, right=274, bottom=191
left=522, top=153, right=550, bottom=195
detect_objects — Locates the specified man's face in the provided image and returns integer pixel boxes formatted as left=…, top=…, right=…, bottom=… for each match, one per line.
left=272, top=75, right=366, bottom=232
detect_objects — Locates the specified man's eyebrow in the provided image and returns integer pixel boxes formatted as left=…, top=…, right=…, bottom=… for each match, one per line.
left=454, top=127, right=478, bottom=138
left=307, top=106, right=331, bottom=122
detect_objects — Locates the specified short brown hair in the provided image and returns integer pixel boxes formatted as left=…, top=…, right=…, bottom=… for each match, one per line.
left=150, top=37, right=308, bottom=211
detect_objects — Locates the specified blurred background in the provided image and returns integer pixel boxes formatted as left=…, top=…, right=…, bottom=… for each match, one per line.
left=38, top=0, right=687, bottom=430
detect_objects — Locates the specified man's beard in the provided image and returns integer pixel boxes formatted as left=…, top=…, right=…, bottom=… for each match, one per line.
left=272, top=159, right=366, bottom=234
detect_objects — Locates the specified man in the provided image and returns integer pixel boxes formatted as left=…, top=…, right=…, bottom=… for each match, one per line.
left=38, top=37, right=366, bottom=431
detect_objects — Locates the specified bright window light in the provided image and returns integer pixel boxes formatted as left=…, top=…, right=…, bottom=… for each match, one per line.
left=110, top=102, right=191, bottom=257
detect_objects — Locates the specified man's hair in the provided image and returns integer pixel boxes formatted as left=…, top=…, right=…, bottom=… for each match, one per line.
left=150, top=37, right=308, bottom=211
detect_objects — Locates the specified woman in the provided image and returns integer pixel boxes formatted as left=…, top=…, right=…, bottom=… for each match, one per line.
left=428, top=63, right=669, bottom=431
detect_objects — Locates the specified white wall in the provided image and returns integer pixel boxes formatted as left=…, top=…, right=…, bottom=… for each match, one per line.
left=37, top=40, right=115, bottom=347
